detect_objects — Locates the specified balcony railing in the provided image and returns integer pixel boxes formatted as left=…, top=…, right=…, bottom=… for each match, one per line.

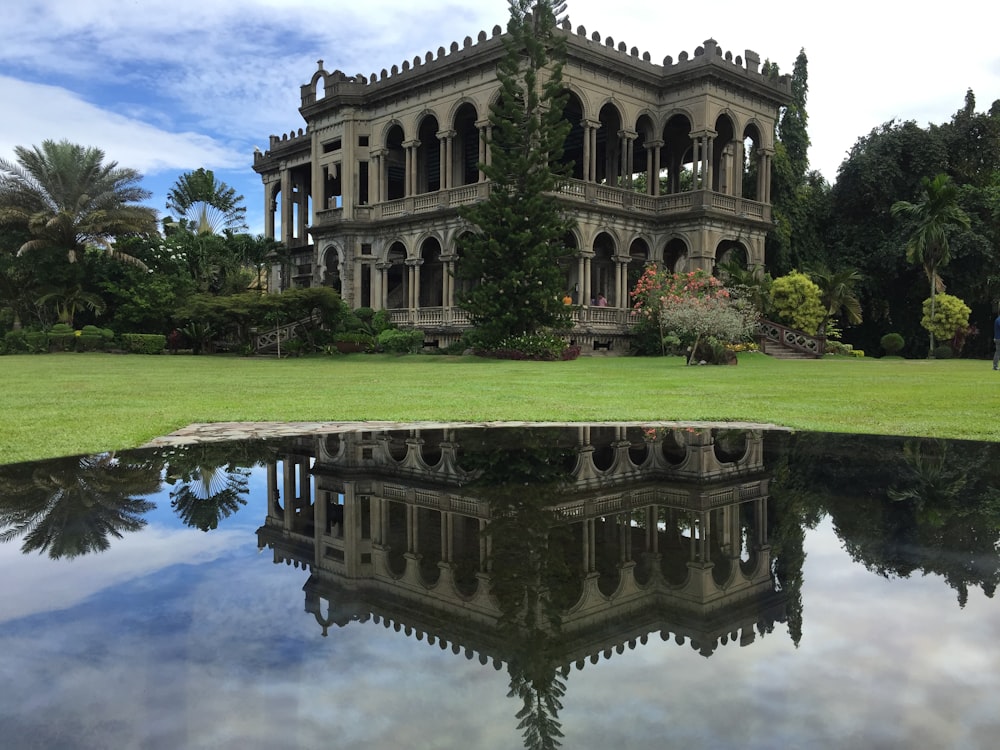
left=314, top=181, right=770, bottom=226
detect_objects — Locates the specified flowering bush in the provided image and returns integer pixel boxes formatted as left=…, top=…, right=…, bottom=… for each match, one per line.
left=630, top=266, right=759, bottom=364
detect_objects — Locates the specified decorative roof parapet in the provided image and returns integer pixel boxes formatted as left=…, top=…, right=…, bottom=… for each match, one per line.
left=296, top=18, right=790, bottom=109
left=258, top=18, right=791, bottom=157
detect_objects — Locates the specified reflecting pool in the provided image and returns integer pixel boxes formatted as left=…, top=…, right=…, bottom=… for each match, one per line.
left=1, top=425, right=999, bottom=749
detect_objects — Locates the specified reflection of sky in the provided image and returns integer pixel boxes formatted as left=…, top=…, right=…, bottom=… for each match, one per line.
left=2, top=485, right=1000, bottom=747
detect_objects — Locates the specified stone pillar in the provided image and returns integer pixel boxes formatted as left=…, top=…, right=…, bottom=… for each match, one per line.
left=280, top=167, right=292, bottom=244
left=733, top=140, right=745, bottom=198
left=438, top=130, right=455, bottom=191
left=370, top=149, right=384, bottom=204
left=406, top=258, right=423, bottom=309
left=644, top=140, right=663, bottom=195
left=582, top=119, right=600, bottom=182
left=619, top=130, right=637, bottom=187
left=376, top=261, right=391, bottom=309
left=476, top=120, right=492, bottom=180
left=614, top=254, right=631, bottom=308
left=404, top=140, right=420, bottom=197
left=264, top=182, right=276, bottom=238
left=583, top=253, right=593, bottom=306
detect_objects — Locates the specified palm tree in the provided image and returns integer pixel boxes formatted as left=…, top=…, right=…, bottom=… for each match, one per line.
left=891, top=174, right=970, bottom=356
left=36, top=284, right=106, bottom=326
left=0, top=140, right=158, bottom=269
left=808, top=265, right=863, bottom=336
left=165, top=168, right=247, bottom=235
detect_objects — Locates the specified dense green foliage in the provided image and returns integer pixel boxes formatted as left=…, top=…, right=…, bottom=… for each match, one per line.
left=769, top=271, right=825, bottom=334
left=455, top=0, right=575, bottom=347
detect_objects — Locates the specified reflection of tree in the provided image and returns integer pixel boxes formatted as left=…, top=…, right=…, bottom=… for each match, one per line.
left=162, top=441, right=269, bottom=531
left=0, top=454, right=161, bottom=558
left=788, top=433, right=1000, bottom=608
left=463, top=428, right=579, bottom=750
left=764, top=433, right=825, bottom=647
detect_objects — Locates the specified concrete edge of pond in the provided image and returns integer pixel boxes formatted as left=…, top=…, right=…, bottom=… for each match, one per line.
left=143, top=420, right=793, bottom=448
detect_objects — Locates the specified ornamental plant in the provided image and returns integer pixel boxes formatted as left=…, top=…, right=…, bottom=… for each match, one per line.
left=631, top=266, right=759, bottom=364
left=921, top=293, right=970, bottom=355
left=769, top=271, right=825, bottom=334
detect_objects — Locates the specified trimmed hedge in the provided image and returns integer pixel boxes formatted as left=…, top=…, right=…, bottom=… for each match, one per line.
left=120, top=333, right=167, bottom=354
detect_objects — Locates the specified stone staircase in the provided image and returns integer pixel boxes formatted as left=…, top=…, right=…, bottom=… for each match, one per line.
left=756, top=320, right=825, bottom=359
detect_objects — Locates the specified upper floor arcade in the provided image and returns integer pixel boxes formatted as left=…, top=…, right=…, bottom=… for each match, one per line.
left=252, top=22, right=790, bottom=257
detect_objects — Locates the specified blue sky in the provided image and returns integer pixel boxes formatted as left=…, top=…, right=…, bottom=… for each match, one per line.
left=2, top=0, right=998, bottom=235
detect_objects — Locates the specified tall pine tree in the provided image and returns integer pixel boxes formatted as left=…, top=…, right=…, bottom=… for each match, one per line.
left=455, top=1, right=576, bottom=347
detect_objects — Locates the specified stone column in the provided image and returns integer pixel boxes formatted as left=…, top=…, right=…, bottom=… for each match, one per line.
left=644, top=140, right=663, bottom=195
left=280, top=167, right=292, bottom=243
left=476, top=120, right=492, bottom=180
left=376, top=261, right=391, bottom=309
left=403, top=139, right=420, bottom=197
left=733, top=140, right=745, bottom=198
left=438, top=129, right=456, bottom=191
left=264, top=182, right=276, bottom=238
left=406, top=258, right=422, bottom=309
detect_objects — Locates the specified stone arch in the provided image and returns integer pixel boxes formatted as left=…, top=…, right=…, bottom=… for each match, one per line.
left=451, top=101, right=480, bottom=187
left=591, top=231, right=617, bottom=305
left=596, top=101, right=624, bottom=185
left=712, top=112, right=737, bottom=194
left=418, top=235, right=444, bottom=307
left=742, top=120, right=764, bottom=200
left=385, top=240, right=409, bottom=309
left=416, top=113, right=441, bottom=193
left=661, top=112, right=694, bottom=194
left=310, top=70, right=326, bottom=100
left=634, top=113, right=657, bottom=193
left=714, top=237, right=750, bottom=276
left=384, top=122, right=406, bottom=200
left=662, top=236, right=689, bottom=273
left=322, top=244, right=343, bottom=294
left=627, top=237, right=651, bottom=300
left=560, top=89, right=586, bottom=181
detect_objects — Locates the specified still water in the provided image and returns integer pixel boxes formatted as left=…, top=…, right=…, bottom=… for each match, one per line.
left=1, top=425, right=998, bottom=749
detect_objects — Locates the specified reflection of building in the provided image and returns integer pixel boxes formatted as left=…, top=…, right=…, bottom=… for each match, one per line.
left=256, top=425, right=788, bottom=663
left=252, top=16, right=790, bottom=349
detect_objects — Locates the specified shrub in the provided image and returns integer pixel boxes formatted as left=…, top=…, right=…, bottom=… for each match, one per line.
left=333, top=332, right=375, bottom=352
left=880, top=332, right=905, bottom=356
left=481, top=332, right=571, bottom=360
left=4, top=330, right=28, bottom=353
left=120, top=333, right=167, bottom=354
left=48, top=323, right=75, bottom=352
left=24, top=331, right=49, bottom=353
left=377, top=328, right=424, bottom=354
left=769, top=271, right=825, bottom=334
left=933, top=345, right=953, bottom=360
left=79, top=325, right=114, bottom=352
left=921, top=294, right=971, bottom=348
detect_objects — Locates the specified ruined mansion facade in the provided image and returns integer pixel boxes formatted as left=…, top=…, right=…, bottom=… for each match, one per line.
left=252, top=18, right=791, bottom=351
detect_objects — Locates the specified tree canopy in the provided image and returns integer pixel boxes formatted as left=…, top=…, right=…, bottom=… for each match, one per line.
left=0, top=139, right=158, bottom=268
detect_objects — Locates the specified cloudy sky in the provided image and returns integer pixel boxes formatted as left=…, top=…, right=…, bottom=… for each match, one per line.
left=2, top=0, right=998, bottom=235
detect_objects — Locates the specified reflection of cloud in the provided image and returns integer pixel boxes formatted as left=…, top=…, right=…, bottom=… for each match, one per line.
left=0, top=524, right=243, bottom=622
left=3, top=518, right=1000, bottom=747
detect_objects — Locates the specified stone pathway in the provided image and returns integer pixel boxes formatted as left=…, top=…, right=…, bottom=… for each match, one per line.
left=143, top=420, right=791, bottom=447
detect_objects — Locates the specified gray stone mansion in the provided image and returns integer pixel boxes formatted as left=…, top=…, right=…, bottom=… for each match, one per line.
left=253, top=17, right=790, bottom=351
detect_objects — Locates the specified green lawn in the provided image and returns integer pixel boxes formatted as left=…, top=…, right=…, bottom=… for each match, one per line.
left=3, top=352, right=998, bottom=464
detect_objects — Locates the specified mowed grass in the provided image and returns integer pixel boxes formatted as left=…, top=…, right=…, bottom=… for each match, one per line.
left=3, top=351, right=998, bottom=464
